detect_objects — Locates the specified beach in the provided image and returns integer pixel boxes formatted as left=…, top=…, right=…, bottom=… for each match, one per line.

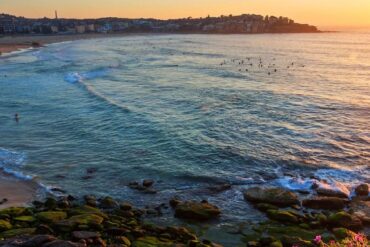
left=0, top=33, right=139, bottom=55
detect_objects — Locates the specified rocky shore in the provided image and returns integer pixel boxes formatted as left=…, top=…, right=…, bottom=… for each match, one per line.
left=0, top=179, right=368, bottom=247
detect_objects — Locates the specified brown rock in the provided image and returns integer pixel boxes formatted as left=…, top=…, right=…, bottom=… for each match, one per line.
left=243, top=187, right=299, bottom=206
left=72, top=231, right=100, bottom=240
left=315, top=182, right=350, bottom=198
left=302, top=196, right=349, bottom=210
left=42, top=240, right=80, bottom=247
left=174, top=201, right=221, bottom=221
left=355, top=184, right=369, bottom=196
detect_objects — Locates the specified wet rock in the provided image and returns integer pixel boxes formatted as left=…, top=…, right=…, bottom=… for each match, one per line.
left=174, top=201, right=221, bottom=221
left=0, top=228, right=36, bottom=238
left=350, top=200, right=370, bottom=225
left=72, top=231, right=101, bottom=240
left=207, top=184, right=232, bottom=193
left=281, top=236, right=314, bottom=247
left=36, top=224, right=55, bottom=235
left=328, top=211, right=363, bottom=230
left=266, top=210, right=299, bottom=223
left=332, top=228, right=356, bottom=240
left=0, top=219, right=12, bottom=232
left=143, top=179, right=154, bottom=187
left=243, top=187, right=299, bottom=207
left=36, top=211, right=67, bottom=223
left=119, top=202, right=132, bottom=211
left=254, top=203, right=278, bottom=212
left=14, top=216, right=36, bottom=223
left=169, top=198, right=181, bottom=208
left=133, top=236, right=173, bottom=247
left=99, top=197, right=119, bottom=209
left=302, top=196, right=349, bottom=210
left=355, top=184, right=369, bottom=196
left=315, top=182, right=350, bottom=198
left=22, top=235, right=56, bottom=247
left=42, top=240, right=80, bottom=247
left=0, top=207, right=27, bottom=217
left=44, top=198, right=58, bottom=210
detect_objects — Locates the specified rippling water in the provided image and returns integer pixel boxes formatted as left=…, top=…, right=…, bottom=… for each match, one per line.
left=0, top=33, right=369, bottom=243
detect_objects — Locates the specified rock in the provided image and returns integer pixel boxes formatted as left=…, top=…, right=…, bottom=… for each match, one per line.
left=69, top=205, right=107, bottom=219
left=133, top=236, right=173, bottom=247
left=72, top=231, right=101, bottom=239
left=14, top=216, right=36, bottom=223
left=355, top=184, right=369, bottom=196
left=0, top=219, right=12, bottom=231
left=120, top=202, right=132, bottom=211
left=302, top=196, right=349, bottom=210
left=350, top=200, right=370, bottom=225
left=36, top=211, right=67, bottom=223
left=44, top=198, right=58, bottom=210
left=142, top=179, right=154, bottom=187
left=328, top=211, right=363, bottom=230
left=65, top=214, right=104, bottom=226
left=281, top=236, right=314, bottom=247
left=243, top=187, right=299, bottom=206
left=315, top=182, right=350, bottom=198
left=0, top=207, right=27, bottom=217
left=255, top=203, right=278, bottom=212
left=266, top=210, right=299, bottom=223
left=269, top=240, right=283, bottom=247
left=116, top=236, right=131, bottom=246
left=169, top=198, right=181, bottom=208
left=0, top=228, right=36, bottom=238
left=174, top=201, right=221, bottom=221
left=42, top=240, right=80, bottom=247
left=207, top=184, right=232, bottom=193
left=22, top=235, right=56, bottom=247
left=99, top=197, right=119, bottom=209
left=36, top=224, right=55, bottom=235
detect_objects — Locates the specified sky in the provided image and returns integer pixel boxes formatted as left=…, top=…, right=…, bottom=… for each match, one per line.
left=1, top=0, right=370, bottom=29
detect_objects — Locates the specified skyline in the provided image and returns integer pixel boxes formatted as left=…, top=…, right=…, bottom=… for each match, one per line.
left=2, top=0, right=370, bottom=29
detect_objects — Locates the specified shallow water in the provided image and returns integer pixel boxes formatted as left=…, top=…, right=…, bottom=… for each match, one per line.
left=0, top=33, right=369, bottom=244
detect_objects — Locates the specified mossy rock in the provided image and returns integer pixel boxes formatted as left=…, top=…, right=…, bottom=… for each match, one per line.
left=244, top=187, right=299, bottom=207
left=0, top=227, right=36, bottom=238
left=69, top=205, right=108, bottom=219
left=328, top=211, right=362, bottom=230
left=257, top=224, right=323, bottom=241
left=255, top=203, right=278, bottom=212
left=0, top=207, right=27, bottom=217
left=0, top=219, right=12, bottom=231
left=14, top=215, right=36, bottom=223
left=133, top=236, right=174, bottom=247
left=266, top=210, right=299, bottom=223
left=174, top=201, right=221, bottom=221
left=36, top=211, right=67, bottom=223
left=269, top=240, right=283, bottom=247
left=67, top=214, right=104, bottom=226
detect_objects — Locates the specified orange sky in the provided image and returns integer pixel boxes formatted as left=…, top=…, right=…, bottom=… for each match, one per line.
left=2, top=0, right=370, bottom=29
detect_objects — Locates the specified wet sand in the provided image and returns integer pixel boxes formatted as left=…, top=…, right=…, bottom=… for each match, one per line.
left=0, top=171, right=40, bottom=209
left=0, top=33, right=138, bottom=55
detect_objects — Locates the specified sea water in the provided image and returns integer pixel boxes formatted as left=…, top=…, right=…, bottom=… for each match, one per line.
left=0, top=33, right=369, bottom=244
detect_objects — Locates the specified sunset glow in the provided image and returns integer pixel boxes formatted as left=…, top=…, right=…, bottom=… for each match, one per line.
left=2, top=0, right=370, bottom=28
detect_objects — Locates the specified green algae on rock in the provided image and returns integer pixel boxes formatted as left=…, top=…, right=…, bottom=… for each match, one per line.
left=243, top=187, right=299, bottom=206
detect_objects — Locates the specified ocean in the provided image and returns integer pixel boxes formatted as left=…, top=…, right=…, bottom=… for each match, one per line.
left=0, top=32, right=369, bottom=244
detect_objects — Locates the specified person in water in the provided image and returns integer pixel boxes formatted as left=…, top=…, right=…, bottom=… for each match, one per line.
left=15, top=113, right=19, bottom=122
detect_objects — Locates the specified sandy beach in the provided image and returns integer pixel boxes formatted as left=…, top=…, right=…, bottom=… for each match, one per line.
left=0, top=33, right=137, bottom=55
left=0, top=171, right=40, bottom=209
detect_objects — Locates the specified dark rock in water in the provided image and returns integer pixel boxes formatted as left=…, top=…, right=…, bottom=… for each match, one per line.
left=266, top=210, right=299, bottom=223
left=128, top=181, right=157, bottom=193
left=143, top=179, right=154, bottom=187
left=83, top=195, right=97, bottom=207
left=72, top=231, right=100, bottom=240
left=302, top=196, right=349, bottom=210
left=255, top=203, right=279, bottom=212
left=81, top=175, right=93, bottom=180
left=86, top=168, right=98, bottom=174
left=119, top=202, right=132, bottom=211
left=99, top=197, right=119, bottom=209
left=207, top=183, right=232, bottom=193
left=174, top=200, right=221, bottom=221
left=355, top=184, right=369, bottom=196
left=169, top=198, right=181, bottom=208
left=243, top=187, right=299, bottom=206
left=328, top=211, right=363, bottom=230
left=44, top=198, right=57, bottom=210
left=42, top=240, right=81, bottom=247
left=51, top=188, right=67, bottom=194
left=315, top=182, right=350, bottom=198
left=36, top=224, right=54, bottom=235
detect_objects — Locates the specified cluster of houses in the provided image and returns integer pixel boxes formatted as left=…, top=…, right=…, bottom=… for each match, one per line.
left=0, top=13, right=318, bottom=35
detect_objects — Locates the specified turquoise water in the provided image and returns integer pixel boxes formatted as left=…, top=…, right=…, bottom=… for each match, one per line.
left=0, top=33, right=369, bottom=234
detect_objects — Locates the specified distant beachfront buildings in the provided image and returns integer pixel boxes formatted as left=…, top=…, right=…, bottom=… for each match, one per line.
left=0, top=13, right=318, bottom=35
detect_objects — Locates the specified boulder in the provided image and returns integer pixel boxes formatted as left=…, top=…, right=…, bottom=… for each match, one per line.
left=328, top=211, right=363, bottom=230
left=174, top=201, right=221, bottom=221
left=266, top=210, right=299, bottom=223
left=355, top=184, right=369, bottom=196
left=142, top=179, right=154, bottom=187
left=133, top=236, right=173, bottom=247
left=350, top=200, right=370, bottom=225
left=72, top=231, right=100, bottom=239
left=302, top=197, right=349, bottom=210
left=42, top=240, right=80, bottom=247
left=22, top=235, right=56, bottom=247
left=315, top=182, right=350, bottom=198
left=36, top=211, right=67, bottom=223
left=0, top=207, right=27, bottom=217
left=243, top=187, right=299, bottom=206
left=14, top=216, right=36, bottom=223
left=0, top=228, right=36, bottom=238
left=99, top=197, right=119, bottom=209
left=0, top=219, right=12, bottom=231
